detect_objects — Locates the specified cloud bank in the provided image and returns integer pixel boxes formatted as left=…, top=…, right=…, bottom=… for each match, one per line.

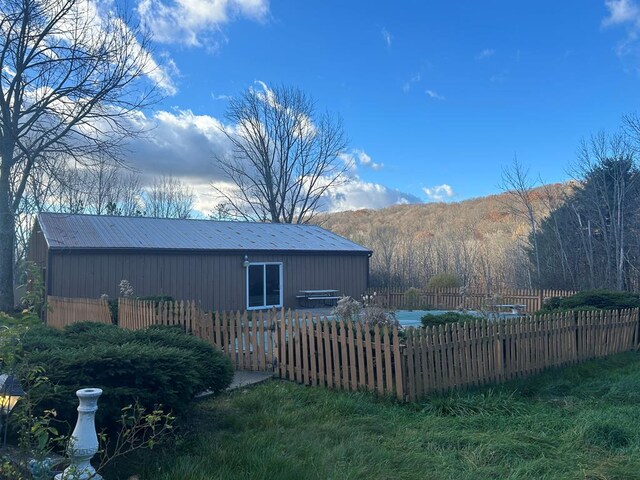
left=138, top=0, right=270, bottom=49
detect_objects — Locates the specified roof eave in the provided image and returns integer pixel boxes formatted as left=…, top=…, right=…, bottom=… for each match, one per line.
left=47, top=246, right=373, bottom=256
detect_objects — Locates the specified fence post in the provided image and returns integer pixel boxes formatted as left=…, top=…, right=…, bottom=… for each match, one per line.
left=537, top=289, right=544, bottom=311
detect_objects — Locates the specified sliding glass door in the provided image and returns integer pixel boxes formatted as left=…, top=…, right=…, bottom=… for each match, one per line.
left=247, top=263, right=283, bottom=309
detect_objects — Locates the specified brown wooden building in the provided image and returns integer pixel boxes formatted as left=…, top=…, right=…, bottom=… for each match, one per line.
left=28, top=213, right=371, bottom=311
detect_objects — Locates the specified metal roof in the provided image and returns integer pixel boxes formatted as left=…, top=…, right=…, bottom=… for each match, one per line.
left=37, top=213, right=371, bottom=254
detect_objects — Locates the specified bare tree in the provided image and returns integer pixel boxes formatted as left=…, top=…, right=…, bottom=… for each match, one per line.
left=209, top=202, right=233, bottom=221
left=500, top=158, right=542, bottom=287
left=0, top=0, right=157, bottom=310
left=214, top=83, right=349, bottom=224
left=87, top=156, right=144, bottom=216
left=144, top=175, right=194, bottom=219
left=112, top=171, right=144, bottom=216
left=370, top=225, right=399, bottom=287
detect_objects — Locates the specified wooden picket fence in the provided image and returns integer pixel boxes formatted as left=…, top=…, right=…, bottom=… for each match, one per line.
left=46, top=296, right=640, bottom=402
left=368, top=287, right=577, bottom=312
left=46, top=296, right=112, bottom=329
left=118, top=297, right=207, bottom=333
left=402, top=308, right=639, bottom=401
left=207, top=310, right=405, bottom=399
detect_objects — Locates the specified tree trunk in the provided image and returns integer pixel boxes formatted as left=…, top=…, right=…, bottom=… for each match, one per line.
left=0, top=164, right=15, bottom=311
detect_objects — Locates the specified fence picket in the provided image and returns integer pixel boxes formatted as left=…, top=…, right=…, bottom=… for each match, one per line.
left=393, top=325, right=404, bottom=400
left=348, top=321, right=358, bottom=391
left=405, top=329, right=416, bottom=401
left=356, top=322, right=366, bottom=389
left=308, top=314, right=317, bottom=386
left=316, top=317, right=325, bottom=386
left=340, top=320, right=349, bottom=390
left=300, top=313, right=309, bottom=385
left=329, top=319, right=339, bottom=387
left=419, top=327, right=429, bottom=396
left=323, top=318, right=334, bottom=388
left=365, top=324, right=374, bottom=391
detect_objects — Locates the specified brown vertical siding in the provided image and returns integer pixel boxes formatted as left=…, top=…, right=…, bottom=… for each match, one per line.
left=47, top=250, right=369, bottom=311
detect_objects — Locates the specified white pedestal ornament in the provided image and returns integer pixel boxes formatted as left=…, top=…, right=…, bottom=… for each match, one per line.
left=55, top=388, right=103, bottom=480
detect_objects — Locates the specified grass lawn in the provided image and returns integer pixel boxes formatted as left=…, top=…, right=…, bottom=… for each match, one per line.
left=109, top=352, right=640, bottom=479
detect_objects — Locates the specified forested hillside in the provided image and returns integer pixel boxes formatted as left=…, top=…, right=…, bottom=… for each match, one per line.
left=317, top=183, right=570, bottom=290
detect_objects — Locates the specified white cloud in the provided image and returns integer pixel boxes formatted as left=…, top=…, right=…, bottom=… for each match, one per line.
left=211, top=93, right=232, bottom=101
left=602, top=0, right=640, bottom=58
left=324, top=179, right=421, bottom=212
left=476, top=48, right=495, bottom=60
left=340, top=149, right=383, bottom=171
left=490, top=70, right=509, bottom=83
left=148, top=51, right=180, bottom=96
left=426, top=89, right=445, bottom=100
left=603, top=0, right=640, bottom=26
left=357, top=151, right=383, bottom=170
left=138, top=0, right=270, bottom=49
left=381, top=27, right=393, bottom=48
left=402, top=73, right=421, bottom=92
left=423, top=184, right=455, bottom=202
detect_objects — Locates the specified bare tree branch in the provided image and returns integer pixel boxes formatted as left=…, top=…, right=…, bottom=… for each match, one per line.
left=213, top=83, right=349, bottom=224
left=0, top=0, right=159, bottom=310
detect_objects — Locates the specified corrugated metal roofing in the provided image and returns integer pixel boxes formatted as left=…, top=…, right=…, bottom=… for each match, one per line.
left=37, top=213, right=370, bottom=253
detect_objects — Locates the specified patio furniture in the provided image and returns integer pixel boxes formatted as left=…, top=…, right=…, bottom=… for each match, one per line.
left=296, top=289, right=341, bottom=307
left=488, top=304, right=527, bottom=315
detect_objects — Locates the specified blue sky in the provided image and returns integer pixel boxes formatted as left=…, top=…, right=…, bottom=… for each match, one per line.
left=123, top=0, right=640, bottom=212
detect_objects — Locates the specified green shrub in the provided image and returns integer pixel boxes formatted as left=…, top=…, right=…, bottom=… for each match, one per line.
left=427, top=273, right=462, bottom=289
left=404, top=287, right=422, bottom=310
left=17, top=322, right=233, bottom=432
left=421, top=312, right=478, bottom=327
left=540, top=290, right=640, bottom=313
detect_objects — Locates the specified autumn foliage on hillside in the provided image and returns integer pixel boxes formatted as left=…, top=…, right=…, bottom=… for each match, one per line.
left=316, top=183, right=570, bottom=290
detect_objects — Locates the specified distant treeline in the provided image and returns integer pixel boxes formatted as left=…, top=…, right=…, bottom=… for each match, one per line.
left=318, top=185, right=566, bottom=291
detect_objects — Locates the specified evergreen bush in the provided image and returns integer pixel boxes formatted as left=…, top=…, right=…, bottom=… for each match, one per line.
left=16, top=322, right=233, bottom=432
left=540, top=290, right=640, bottom=312
left=421, top=312, right=477, bottom=328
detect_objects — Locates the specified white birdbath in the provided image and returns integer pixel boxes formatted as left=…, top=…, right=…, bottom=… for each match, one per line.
left=55, top=388, right=103, bottom=480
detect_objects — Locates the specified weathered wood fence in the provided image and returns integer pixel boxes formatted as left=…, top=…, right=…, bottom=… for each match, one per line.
left=368, top=287, right=577, bottom=312
left=46, top=296, right=112, bottom=329
left=46, top=296, right=639, bottom=402
left=402, top=308, right=638, bottom=401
